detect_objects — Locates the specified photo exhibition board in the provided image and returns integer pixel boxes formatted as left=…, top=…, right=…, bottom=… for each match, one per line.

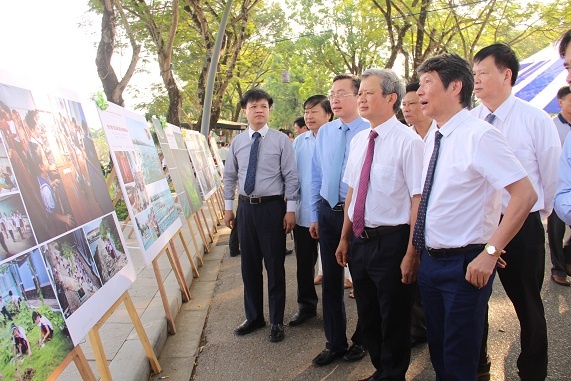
left=151, top=117, right=203, bottom=220
left=208, top=135, right=225, bottom=180
left=182, top=130, right=220, bottom=201
left=96, top=103, right=182, bottom=264
left=0, top=71, right=136, bottom=379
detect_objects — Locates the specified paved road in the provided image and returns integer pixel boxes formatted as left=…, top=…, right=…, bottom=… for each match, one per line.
left=191, top=228, right=571, bottom=381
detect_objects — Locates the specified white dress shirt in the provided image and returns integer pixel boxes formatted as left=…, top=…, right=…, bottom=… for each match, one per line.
left=343, top=115, right=424, bottom=227
left=471, top=95, right=560, bottom=218
left=423, top=109, right=527, bottom=249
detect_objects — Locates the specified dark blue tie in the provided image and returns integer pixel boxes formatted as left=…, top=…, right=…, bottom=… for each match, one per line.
left=244, top=132, right=261, bottom=195
left=412, top=130, right=443, bottom=253
left=485, top=113, right=496, bottom=125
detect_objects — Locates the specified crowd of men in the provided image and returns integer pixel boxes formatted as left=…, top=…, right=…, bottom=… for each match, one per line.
left=222, top=29, right=571, bottom=381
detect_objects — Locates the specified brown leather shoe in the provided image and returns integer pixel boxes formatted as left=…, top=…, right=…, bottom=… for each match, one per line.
left=565, top=263, right=571, bottom=277
left=551, top=274, right=571, bottom=286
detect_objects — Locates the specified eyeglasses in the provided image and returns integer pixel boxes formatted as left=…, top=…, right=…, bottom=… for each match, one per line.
left=328, top=93, right=357, bottom=100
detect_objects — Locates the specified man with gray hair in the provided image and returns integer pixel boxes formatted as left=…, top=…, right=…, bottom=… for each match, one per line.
left=336, top=68, right=424, bottom=380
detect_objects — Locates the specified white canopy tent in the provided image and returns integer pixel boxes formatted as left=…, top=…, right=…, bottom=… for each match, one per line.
left=513, top=43, right=568, bottom=114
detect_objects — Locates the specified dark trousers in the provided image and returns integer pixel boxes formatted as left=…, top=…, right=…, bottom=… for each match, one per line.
left=496, top=212, right=547, bottom=380
left=238, top=198, right=286, bottom=324
left=411, top=282, right=426, bottom=339
left=293, top=224, right=318, bottom=313
left=547, top=210, right=571, bottom=277
left=318, top=201, right=363, bottom=351
left=350, top=227, right=412, bottom=380
left=229, top=208, right=240, bottom=255
left=419, top=247, right=495, bottom=381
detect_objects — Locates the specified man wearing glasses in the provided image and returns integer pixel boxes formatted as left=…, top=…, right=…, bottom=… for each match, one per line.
left=310, top=74, right=369, bottom=366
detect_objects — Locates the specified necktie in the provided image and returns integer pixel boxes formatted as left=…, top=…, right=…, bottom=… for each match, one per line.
left=352, top=130, right=378, bottom=237
left=412, top=130, right=443, bottom=253
left=485, top=113, right=496, bottom=125
left=244, top=132, right=261, bottom=195
left=326, top=124, right=349, bottom=207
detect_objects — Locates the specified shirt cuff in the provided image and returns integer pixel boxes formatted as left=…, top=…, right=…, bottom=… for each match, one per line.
left=286, top=200, right=296, bottom=213
left=225, top=200, right=234, bottom=210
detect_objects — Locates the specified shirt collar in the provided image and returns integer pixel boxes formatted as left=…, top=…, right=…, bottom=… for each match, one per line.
left=558, top=113, right=571, bottom=126
left=371, top=115, right=399, bottom=139
left=437, top=108, right=471, bottom=138
left=248, top=125, right=269, bottom=138
left=339, top=116, right=368, bottom=131
left=481, top=94, right=516, bottom=125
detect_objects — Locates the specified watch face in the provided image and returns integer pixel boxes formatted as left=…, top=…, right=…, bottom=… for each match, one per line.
left=486, top=245, right=496, bottom=255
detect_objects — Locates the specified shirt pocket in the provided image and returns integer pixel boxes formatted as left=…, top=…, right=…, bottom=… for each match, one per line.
left=369, top=165, right=398, bottom=212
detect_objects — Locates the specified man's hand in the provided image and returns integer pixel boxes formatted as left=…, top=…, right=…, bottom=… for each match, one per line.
left=283, top=212, right=295, bottom=234
left=309, top=222, right=319, bottom=239
left=400, top=248, right=420, bottom=284
left=335, top=238, right=350, bottom=267
left=224, top=210, right=235, bottom=229
left=466, top=251, right=499, bottom=288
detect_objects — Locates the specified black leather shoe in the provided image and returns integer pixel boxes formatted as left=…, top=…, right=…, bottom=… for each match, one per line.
left=343, top=344, right=366, bottom=361
left=229, top=250, right=241, bottom=257
left=312, top=348, right=346, bottom=366
left=269, top=324, right=284, bottom=342
left=411, top=335, right=428, bottom=348
left=234, top=319, right=265, bottom=335
left=288, top=310, right=317, bottom=326
left=477, top=356, right=491, bottom=381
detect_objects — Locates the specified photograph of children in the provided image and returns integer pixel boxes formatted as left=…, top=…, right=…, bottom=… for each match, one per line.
left=115, top=150, right=135, bottom=183
left=126, top=117, right=164, bottom=185
left=0, top=83, right=114, bottom=244
left=0, top=194, right=36, bottom=260
left=134, top=207, right=159, bottom=250
left=82, top=214, right=128, bottom=284
left=0, top=250, right=74, bottom=380
left=183, top=132, right=217, bottom=200
left=40, top=229, right=103, bottom=318
left=150, top=188, right=180, bottom=237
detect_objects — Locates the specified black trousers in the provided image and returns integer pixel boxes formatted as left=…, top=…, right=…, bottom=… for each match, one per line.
left=547, top=210, right=571, bottom=277
left=411, top=282, right=426, bottom=339
left=350, top=226, right=412, bottom=380
left=238, top=198, right=286, bottom=325
left=318, top=201, right=363, bottom=352
left=293, top=224, right=318, bottom=313
left=229, top=208, right=240, bottom=255
left=481, top=212, right=547, bottom=381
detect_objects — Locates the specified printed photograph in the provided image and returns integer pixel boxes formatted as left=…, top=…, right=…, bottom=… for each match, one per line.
left=0, top=83, right=113, bottom=244
left=115, top=150, right=135, bottom=184
left=0, top=140, right=18, bottom=194
left=150, top=188, right=180, bottom=237
left=134, top=207, right=159, bottom=250
left=126, top=117, right=164, bottom=185
left=83, top=214, right=128, bottom=284
left=0, top=194, right=37, bottom=260
left=41, top=229, right=103, bottom=318
left=0, top=250, right=74, bottom=381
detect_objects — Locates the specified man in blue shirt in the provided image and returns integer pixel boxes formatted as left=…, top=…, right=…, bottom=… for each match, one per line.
left=310, top=74, right=369, bottom=366
left=289, top=95, right=333, bottom=327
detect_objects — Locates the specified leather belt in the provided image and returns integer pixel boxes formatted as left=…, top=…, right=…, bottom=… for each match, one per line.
left=322, top=199, right=345, bottom=211
left=426, top=244, right=485, bottom=258
left=358, top=224, right=409, bottom=239
left=238, top=195, right=283, bottom=204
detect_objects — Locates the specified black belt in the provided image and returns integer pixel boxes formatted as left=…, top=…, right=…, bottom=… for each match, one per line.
left=426, top=244, right=485, bottom=258
left=238, top=195, right=283, bottom=204
left=358, top=224, right=409, bottom=239
left=321, top=199, right=345, bottom=211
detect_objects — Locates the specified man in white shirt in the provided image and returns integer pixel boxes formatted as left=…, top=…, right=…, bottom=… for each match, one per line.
left=415, top=53, right=536, bottom=381
left=472, top=43, right=561, bottom=381
left=336, top=68, right=424, bottom=381
left=402, top=82, right=436, bottom=142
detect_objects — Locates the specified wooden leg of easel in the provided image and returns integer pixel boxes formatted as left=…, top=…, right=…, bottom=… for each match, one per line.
left=178, top=230, right=199, bottom=277
left=88, top=328, right=113, bottom=381
left=193, top=213, right=210, bottom=253
left=152, top=258, right=177, bottom=334
left=47, top=346, right=97, bottom=381
left=186, top=218, right=204, bottom=266
left=206, top=199, right=219, bottom=232
left=216, top=188, right=225, bottom=218
left=124, top=292, right=162, bottom=375
left=121, top=215, right=131, bottom=233
left=128, top=222, right=135, bottom=238
left=201, top=209, right=214, bottom=242
left=165, top=245, right=191, bottom=302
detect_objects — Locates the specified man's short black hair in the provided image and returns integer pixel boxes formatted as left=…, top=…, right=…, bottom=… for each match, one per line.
left=560, top=29, right=571, bottom=58
left=293, top=116, right=306, bottom=127
left=417, top=53, right=474, bottom=108
left=557, top=86, right=571, bottom=99
left=474, top=43, right=520, bottom=86
left=406, top=82, right=420, bottom=93
left=303, top=95, right=333, bottom=121
left=333, top=73, right=360, bottom=94
left=240, top=88, right=273, bottom=109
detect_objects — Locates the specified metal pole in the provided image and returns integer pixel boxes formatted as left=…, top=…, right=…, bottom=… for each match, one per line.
left=200, top=0, right=234, bottom=137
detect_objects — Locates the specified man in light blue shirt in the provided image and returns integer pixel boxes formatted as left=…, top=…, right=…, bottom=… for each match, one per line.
left=289, top=95, right=333, bottom=327
left=310, top=74, right=369, bottom=366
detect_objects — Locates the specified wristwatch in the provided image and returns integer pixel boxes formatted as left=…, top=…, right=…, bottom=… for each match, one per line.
left=484, top=243, right=501, bottom=258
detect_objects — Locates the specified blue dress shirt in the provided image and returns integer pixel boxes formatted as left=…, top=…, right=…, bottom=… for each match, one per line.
left=292, top=131, right=316, bottom=227
left=310, top=116, right=370, bottom=223
left=555, top=132, right=571, bottom=224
